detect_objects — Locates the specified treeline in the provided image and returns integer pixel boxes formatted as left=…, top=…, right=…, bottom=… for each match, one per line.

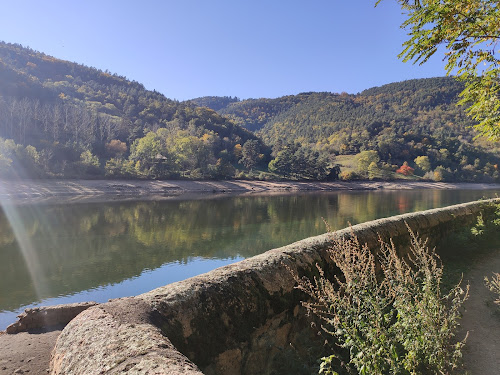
left=0, top=95, right=270, bottom=179
left=189, top=96, right=240, bottom=112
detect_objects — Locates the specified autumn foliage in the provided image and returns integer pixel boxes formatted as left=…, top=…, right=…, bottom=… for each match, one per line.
left=396, top=161, right=414, bottom=176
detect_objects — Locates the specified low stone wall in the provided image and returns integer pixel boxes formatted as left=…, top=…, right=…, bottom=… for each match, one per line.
left=6, top=302, right=98, bottom=334
left=49, top=199, right=499, bottom=375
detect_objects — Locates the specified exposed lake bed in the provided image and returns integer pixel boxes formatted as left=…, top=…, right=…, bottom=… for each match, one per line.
left=1, top=179, right=499, bottom=204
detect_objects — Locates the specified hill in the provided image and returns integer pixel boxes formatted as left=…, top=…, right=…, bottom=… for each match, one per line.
left=188, top=96, right=240, bottom=112
left=0, top=42, right=267, bottom=179
left=198, top=78, right=500, bottom=182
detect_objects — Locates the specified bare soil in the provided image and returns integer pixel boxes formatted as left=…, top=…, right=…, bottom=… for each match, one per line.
left=0, top=328, right=61, bottom=375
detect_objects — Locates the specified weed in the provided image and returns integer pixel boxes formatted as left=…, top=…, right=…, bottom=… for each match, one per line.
left=484, top=272, right=500, bottom=307
left=294, top=225, right=468, bottom=375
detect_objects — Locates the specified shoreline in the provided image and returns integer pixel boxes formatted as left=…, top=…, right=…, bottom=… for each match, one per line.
left=0, top=179, right=499, bottom=205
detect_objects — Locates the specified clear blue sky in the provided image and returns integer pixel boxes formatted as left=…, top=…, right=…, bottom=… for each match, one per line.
left=0, top=0, right=448, bottom=100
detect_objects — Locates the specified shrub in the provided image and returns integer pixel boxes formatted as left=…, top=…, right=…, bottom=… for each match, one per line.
left=339, top=170, right=359, bottom=181
left=396, top=161, right=415, bottom=176
left=295, top=226, right=468, bottom=375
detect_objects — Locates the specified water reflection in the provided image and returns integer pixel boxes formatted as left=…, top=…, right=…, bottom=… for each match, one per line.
left=0, top=189, right=498, bottom=329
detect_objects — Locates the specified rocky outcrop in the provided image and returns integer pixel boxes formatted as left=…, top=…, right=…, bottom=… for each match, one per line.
left=6, top=302, right=98, bottom=334
left=49, top=199, right=499, bottom=374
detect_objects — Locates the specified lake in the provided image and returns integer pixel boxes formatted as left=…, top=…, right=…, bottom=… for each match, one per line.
left=0, top=188, right=498, bottom=329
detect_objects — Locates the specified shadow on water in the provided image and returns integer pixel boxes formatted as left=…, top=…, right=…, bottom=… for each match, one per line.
left=0, top=189, right=498, bottom=329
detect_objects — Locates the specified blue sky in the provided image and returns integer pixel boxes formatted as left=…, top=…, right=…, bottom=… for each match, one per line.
left=0, top=0, right=448, bottom=100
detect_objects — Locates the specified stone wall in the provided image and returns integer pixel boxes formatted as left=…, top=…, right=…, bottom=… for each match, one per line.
left=6, top=302, right=98, bottom=334
left=49, top=199, right=499, bottom=374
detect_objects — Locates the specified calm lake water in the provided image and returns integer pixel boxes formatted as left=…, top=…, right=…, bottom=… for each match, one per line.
left=0, top=189, right=498, bottom=329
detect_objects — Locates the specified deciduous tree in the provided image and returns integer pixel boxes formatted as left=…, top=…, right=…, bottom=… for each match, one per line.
left=380, top=0, right=500, bottom=139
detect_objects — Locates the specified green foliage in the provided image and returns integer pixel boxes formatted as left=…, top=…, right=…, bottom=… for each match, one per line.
left=76, top=150, right=101, bottom=176
left=80, top=150, right=99, bottom=167
left=0, top=137, right=43, bottom=178
left=356, top=150, right=380, bottom=175
left=188, top=96, right=240, bottom=112
left=380, top=0, right=500, bottom=140
left=470, top=201, right=500, bottom=237
left=240, top=139, right=261, bottom=170
left=104, top=158, right=135, bottom=178
left=268, top=142, right=337, bottom=180
left=339, top=170, right=359, bottom=181
left=367, top=161, right=380, bottom=180
left=2, top=41, right=500, bottom=181
left=414, top=155, right=431, bottom=173
left=433, top=165, right=451, bottom=182
left=296, top=228, right=468, bottom=375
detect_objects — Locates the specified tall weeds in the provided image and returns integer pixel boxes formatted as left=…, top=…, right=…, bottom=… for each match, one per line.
left=296, top=225, right=469, bottom=375
left=485, top=272, right=500, bottom=307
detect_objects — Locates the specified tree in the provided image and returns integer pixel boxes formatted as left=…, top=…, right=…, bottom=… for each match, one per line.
left=106, top=139, right=127, bottom=156
left=368, top=161, right=380, bottom=180
left=356, top=150, right=380, bottom=175
left=240, top=140, right=261, bottom=170
left=414, top=155, right=431, bottom=172
left=396, top=161, right=415, bottom=176
left=381, top=0, right=500, bottom=139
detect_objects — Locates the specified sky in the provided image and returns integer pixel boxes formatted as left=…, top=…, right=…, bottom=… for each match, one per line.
left=0, top=0, right=449, bottom=101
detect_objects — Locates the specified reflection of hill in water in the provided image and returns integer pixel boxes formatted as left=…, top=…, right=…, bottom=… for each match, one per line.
left=0, top=190, right=497, bottom=312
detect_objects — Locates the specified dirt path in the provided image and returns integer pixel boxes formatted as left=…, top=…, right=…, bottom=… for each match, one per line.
left=457, top=249, right=500, bottom=375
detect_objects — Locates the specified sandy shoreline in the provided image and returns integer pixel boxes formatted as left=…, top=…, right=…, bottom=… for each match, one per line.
left=0, top=179, right=499, bottom=205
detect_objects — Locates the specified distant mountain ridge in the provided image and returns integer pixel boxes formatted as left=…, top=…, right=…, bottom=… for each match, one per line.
left=189, top=77, right=466, bottom=138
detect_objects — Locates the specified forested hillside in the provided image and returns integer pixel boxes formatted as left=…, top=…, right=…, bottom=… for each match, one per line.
left=0, top=42, right=267, bottom=179
left=197, top=78, right=500, bottom=182
left=189, top=96, right=240, bottom=112
left=1, top=41, right=499, bottom=182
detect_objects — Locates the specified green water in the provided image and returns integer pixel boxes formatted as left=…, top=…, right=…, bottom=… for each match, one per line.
left=0, top=189, right=497, bottom=329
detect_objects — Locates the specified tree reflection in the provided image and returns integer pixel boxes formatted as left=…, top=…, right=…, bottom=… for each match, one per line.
left=0, top=189, right=497, bottom=313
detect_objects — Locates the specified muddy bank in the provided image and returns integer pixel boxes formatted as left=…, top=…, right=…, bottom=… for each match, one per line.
left=0, top=179, right=499, bottom=205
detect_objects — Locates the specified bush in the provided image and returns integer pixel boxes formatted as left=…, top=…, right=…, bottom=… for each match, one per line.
left=339, top=170, right=359, bottom=181
left=295, top=227, right=468, bottom=375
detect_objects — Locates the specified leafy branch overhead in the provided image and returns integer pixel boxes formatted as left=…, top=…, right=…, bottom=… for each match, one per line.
left=380, top=0, right=500, bottom=140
